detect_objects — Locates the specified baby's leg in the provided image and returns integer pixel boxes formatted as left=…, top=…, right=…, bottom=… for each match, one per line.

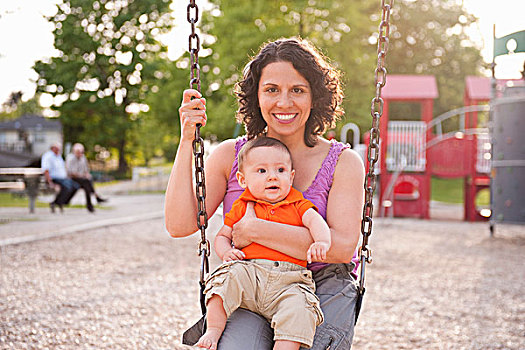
left=196, top=295, right=227, bottom=350
left=273, top=340, right=300, bottom=350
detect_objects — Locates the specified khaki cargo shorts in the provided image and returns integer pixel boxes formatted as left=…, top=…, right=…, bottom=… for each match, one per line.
left=204, top=259, right=324, bottom=348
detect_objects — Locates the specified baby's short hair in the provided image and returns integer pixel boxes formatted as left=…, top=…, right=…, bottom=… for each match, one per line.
left=237, top=137, right=292, bottom=171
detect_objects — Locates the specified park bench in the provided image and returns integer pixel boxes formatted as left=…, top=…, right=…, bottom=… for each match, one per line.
left=0, top=168, right=56, bottom=213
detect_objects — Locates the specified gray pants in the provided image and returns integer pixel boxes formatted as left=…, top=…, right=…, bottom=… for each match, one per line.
left=217, top=262, right=358, bottom=350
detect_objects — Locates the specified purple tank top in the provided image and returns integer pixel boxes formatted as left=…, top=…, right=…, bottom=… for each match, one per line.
left=223, top=136, right=359, bottom=271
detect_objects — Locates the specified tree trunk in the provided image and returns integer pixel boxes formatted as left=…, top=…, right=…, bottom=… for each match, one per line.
left=117, top=139, right=128, bottom=175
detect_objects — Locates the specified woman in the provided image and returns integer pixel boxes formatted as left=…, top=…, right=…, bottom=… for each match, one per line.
left=165, top=38, right=365, bottom=349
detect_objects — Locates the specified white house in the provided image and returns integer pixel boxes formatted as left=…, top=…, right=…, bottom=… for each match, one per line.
left=0, top=115, right=62, bottom=167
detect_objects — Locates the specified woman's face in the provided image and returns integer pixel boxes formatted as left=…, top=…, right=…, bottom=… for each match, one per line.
left=257, top=61, right=312, bottom=138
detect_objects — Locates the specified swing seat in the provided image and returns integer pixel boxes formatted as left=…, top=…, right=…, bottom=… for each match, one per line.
left=182, top=315, right=207, bottom=345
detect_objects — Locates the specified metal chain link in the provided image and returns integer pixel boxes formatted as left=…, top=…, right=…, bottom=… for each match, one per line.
left=358, top=0, right=393, bottom=295
left=188, top=0, right=201, bottom=92
left=188, top=0, right=209, bottom=315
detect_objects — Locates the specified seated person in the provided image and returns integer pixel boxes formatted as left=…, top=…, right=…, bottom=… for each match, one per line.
left=197, top=137, right=331, bottom=350
left=66, top=143, right=107, bottom=213
left=41, top=143, right=80, bottom=213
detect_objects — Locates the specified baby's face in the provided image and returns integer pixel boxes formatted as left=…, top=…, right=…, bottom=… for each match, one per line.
left=237, top=146, right=295, bottom=204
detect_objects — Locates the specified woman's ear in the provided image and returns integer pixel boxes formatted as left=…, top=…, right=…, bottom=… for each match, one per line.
left=236, top=171, right=247, bottom=189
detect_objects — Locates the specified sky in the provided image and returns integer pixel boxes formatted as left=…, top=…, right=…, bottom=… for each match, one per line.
left=0, top=0, right=524, bottom=107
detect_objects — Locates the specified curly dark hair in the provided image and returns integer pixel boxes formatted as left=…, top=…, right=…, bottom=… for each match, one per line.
left=235, top=37, right=344, bottom=147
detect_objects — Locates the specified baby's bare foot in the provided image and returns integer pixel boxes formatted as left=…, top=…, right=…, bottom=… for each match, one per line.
left=195, top=327, right=222, bottom=350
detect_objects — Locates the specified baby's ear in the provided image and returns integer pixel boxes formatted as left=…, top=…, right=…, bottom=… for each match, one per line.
left=236, top=171, right=247, bottom=189
left=290, top=169, right=296, bottom=183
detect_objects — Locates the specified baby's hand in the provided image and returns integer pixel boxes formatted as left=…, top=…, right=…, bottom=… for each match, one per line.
left=307, top=242, right=330, bottom=263
left=222, top=248, right=245, bottom=263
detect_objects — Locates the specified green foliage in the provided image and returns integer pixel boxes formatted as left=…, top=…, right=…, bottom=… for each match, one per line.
left=0, top=92, right=43, bottom=120
left=133, top=58, right=188, bottom=164
left=431, top=176, right=489, bottom=205
left=182, top=0, right=485, bottom=142
left=431, top=176, right=464, bottom=203
left=33, top=0, right=173, bottom=173
left=32, top=0, right=486, bottom=166
left=1, top=91, right=23, bottom=117
left=388, top=0, right=487, bottom=118
left=0, top=192, right=112, bottom=209
left=193, top=0, right=378, bottom=140
left=0, top=193, right=48, bottom=208
left=14, top=98, right=43, bottom=117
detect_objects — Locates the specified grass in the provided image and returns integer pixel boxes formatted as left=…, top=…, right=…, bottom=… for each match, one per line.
left=431, top=177, right=489, bottom=206
left=0, top=217, right=40, bottom=225
left=95, top=180, right=121, bottom=187
left=0, top=193, right=111, bottom=210
left=126, top=190, right=165, bottom=195
left=0, top=193, right=49, bottom=208
left=431, top=177, right=464, bottom=203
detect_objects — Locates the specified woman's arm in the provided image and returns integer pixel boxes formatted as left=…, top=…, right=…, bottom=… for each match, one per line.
left=231, top=208, right=313, bottom=260
left=165, top=139, right=235, bottom=237
left=232, top=149, right=365, bottom=263
left=324, top=149, right=365, bottom=262
left=164, top=89, right=234, bottom=237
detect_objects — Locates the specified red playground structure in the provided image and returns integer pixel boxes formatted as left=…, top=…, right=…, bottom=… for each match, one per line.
left=378, top=75, right=437, bottom=219
left=461, top=76, right=492, bottom=221
left=376, top=74, right=497, bottom=221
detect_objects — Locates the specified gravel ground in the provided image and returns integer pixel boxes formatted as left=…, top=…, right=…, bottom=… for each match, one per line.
left=1, top=216, right=523, bottom=349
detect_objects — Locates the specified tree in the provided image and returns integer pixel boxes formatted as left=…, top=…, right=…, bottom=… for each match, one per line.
left=188, top=0, right=384, bottom=139
left=180, top=0, right=485, bottom=141
left=2, top=91, right=23, bottom=113
left=34, top=0, right=173, bottom=173
left=135, top=58, right=188, bottom=163
left=0, top=91, right=43, bottom=120
left=387, top=0, right=486, bottom=118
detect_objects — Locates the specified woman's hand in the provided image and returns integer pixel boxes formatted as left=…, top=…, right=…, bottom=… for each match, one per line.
left=178, top=89, right=207, bottom=141
left=231, top=202, right=257, bottom=249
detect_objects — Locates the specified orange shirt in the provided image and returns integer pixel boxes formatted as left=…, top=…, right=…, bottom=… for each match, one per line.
left=224, top=187, right=317, bottom=267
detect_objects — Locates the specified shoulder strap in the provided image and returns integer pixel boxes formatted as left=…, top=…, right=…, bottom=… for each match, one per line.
left=320, top=140, right=351, bottom=190
left=229, top=136, right=248, bottom=180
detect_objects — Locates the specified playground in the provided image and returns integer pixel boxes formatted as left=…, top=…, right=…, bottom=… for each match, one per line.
left=0, top=206, right=523, bottom=349
left=1, top=1, right=524, bottom=349
left=345, top=74, right=524, bottom=226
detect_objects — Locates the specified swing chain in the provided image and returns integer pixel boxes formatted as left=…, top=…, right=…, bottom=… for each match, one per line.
left=187, top=0, right=201, bottom=92
left=359, top=0, right=393, bottom=286
left=188, top=0, right=209, bottom=288
left=194, top=135, right=209, bottom=244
